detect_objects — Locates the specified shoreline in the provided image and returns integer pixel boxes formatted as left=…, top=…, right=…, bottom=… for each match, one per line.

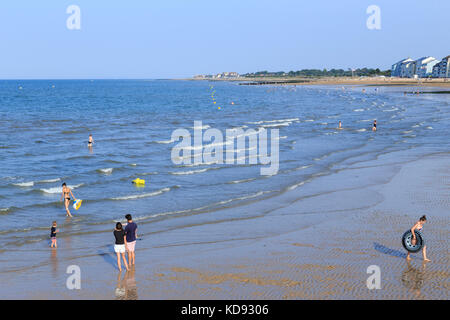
left=182, top=77, right=450, bottom=88
left=1, top=150, right=448, bottom=299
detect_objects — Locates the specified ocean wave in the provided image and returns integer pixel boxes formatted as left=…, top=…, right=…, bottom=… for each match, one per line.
left=190, top=124, right=211, bottom=130
left=154, top=138, right=176, bottom=144
left=97, top=168, right=114, bottom=174
left=144, top=190, right=272, bottom=220
left=13, top=181, right=34, bottom=187
left=247, top=118, right=299, bottom=125
left=40, top=183, right=84, bottom=194
left=260, top=122, right=291, bottom=128
left=383, top=107, right=398, bottom=112
left=111, top=187, right=173, bottom=200
left=226, top=177, right=256, bottom=184
left=169, top=168, right=210, bottom=175
left=38, top=178, right=61, bottom=183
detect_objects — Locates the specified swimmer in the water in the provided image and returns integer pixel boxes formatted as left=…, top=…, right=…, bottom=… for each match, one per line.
left=406, top=215, right=430, bottom=262
left=88, top=134, right=94, bottom=146
left=338, top=121, right=342, bottom=129
left=372, top=120, right=377, bottom=131
left=60, top=182, right=76, bottom=217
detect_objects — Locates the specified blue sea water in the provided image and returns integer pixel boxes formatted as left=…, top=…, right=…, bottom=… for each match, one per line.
left=0, top=80, right=449, bottom=250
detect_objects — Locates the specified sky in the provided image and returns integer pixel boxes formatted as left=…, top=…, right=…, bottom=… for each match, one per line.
left=0, top=0, right=448, bottom=79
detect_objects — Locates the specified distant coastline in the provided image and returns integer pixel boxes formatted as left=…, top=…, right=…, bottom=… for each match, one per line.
left=182, top=76, right=450, bottom=88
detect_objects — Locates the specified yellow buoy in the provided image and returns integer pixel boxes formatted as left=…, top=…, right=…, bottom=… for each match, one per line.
left=132, top=178, right=145, bottom=185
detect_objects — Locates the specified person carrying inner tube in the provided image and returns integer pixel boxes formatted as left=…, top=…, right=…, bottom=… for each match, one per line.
left=406, top=215, right=431, bottom=262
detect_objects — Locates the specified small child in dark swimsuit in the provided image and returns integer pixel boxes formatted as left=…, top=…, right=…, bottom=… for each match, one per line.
left=50, top=221, right=58, bottom=248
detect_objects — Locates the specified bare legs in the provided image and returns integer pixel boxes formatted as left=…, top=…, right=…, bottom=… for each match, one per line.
left=127, top=250, right=135, bottom=266
left=422, top=245, right=431, bottom=262
left=64, top=199, right=73, bottom=217
left=116, top=252, right=129, bottom=272
left=406, top=245, right=431, bottom=262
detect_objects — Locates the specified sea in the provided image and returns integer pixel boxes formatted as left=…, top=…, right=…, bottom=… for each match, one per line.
left=0, top=80, right=448, bottom=267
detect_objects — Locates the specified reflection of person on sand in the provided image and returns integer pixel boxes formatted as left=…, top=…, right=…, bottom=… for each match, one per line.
left=115, top=270, right=138, bottom=300
left=406, top=215, right=431, bottom=262
left=401, top=260, right=427, bottom=298
left=60, top=183, right=76, bottom=217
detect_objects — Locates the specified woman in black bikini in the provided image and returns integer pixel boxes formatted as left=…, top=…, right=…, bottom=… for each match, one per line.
left=60, top=182, right=76, bottom=217
left=372, top=120, right=377, bottom=132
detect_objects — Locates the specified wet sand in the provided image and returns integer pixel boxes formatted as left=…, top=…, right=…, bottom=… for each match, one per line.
left=1, top=151, right=448, bottom=299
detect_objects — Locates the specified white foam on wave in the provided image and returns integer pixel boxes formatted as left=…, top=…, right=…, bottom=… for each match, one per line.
left=38, top=178, right=61, bottom=183
left=260, top=122, right=291, bottom=128
left=111, top=187, right=172, bottom=200
left=247, top=118, right=299, bottom=125
left=98, top=168, right=114, bottom=174
left=426, top=126, right=433, bottom=130
left=353, top=108, right=365, bottom=112
left=41, top=184, right=84, bottom=194
left=356, top=128, right=367, bottom=132
left=190, top=124, right=211, bottom=130
left=155, top=139, right=175, bottom=144
left=13, top=181, right=34, bottom=187
left=170, top=168, right=209, bottom=175
left=227, top=177, right=257, bottom=184
left=383, top=107, right=398, bottom=112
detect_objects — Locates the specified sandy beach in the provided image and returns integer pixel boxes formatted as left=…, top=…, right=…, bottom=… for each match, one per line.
left=1, top=149, right=448, bottom=300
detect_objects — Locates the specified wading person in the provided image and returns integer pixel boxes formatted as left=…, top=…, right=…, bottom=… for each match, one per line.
left=60, top=183, right=76, bottom=217
left=406, top=215, right=431, bottom=262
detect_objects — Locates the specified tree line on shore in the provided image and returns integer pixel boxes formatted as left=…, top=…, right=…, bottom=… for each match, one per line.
left=243, top=68, right=391, bottom=78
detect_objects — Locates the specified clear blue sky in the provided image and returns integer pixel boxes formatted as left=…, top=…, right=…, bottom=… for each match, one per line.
left=0, top=0, right=448, bottom=79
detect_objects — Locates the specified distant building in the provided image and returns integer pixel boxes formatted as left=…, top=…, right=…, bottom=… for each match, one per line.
left=401, top=60, right=416, bottom=78
left=432, top=55, right=450, bottom=78
left=415, top=56, right=440, bottom=78
left=213, top=72, right=240, bottom=79
left=391, top=58, right=414, bottom=77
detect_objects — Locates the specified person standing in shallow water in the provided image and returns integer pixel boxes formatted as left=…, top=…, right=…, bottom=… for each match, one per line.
left=60, top=183, right=76, bottom=217
left=372, top=120, right=377, bottom=132
left=406, top=215, right=431, bottom=262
